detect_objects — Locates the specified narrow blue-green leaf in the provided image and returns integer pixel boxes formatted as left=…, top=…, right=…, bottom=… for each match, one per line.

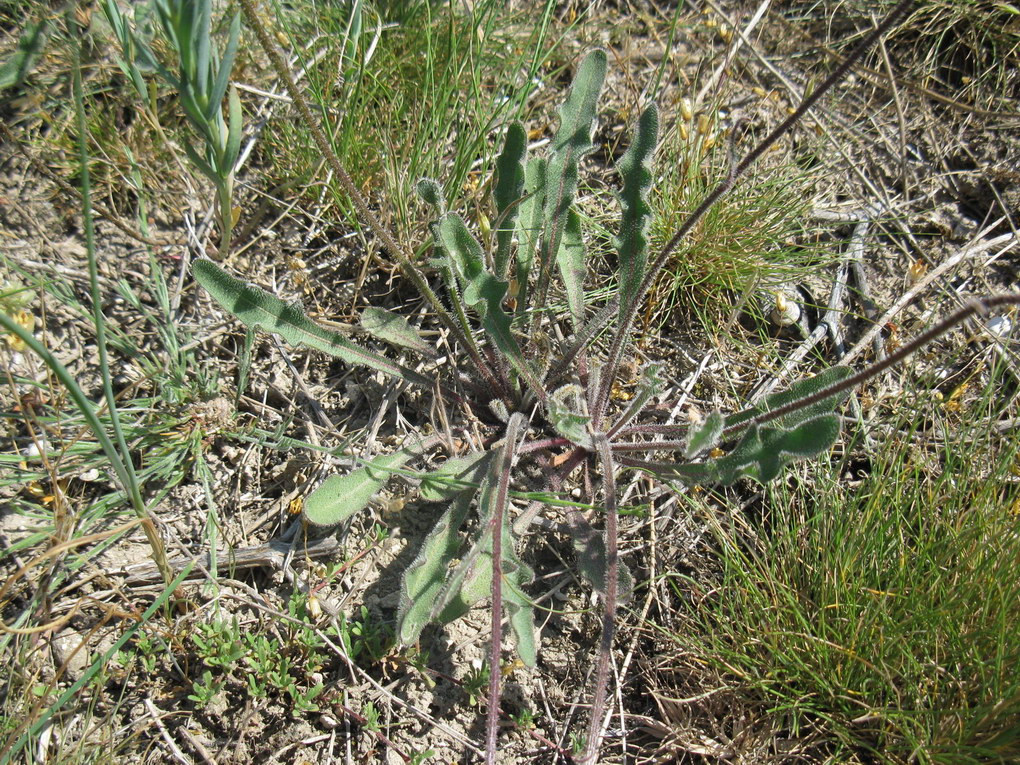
left=181, top=140, right=218, bottom=184
left=616, top=103, right=658, bottom=323
left=303, top=449, right=413, bottom=527
left=493, top=122, right=527, bottom=279
left=556, top=208, right=585, bottom=328
left=209, top=12, right=240, bottom=115
left=397, top=489, right=474, bottom=646
left=193, top=0, right=212, bottom=103
left=684, top=409, right=724, bottom=459
left=541, top=49, right=605, bottom=277
left=225, top=83, right=242, bottom=171
left=193, top=259, right=434, bottom=389
left=360, top=306, right=437, bottom=360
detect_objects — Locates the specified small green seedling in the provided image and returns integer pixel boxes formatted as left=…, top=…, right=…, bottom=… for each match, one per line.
left=102, top=0, right=243, bottom=259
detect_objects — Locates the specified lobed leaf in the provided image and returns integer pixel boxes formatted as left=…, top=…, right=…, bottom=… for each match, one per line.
left=433, top=214, right=542, bottom=396
left=642, top=413, right=842, bottom=487
left=615, top=104, right=658, bottom=324
left=726, top=366, right=853, bottom=431
left=540, top=49, right=606, bottom=282
left=193, top=259, right=434, bottom=389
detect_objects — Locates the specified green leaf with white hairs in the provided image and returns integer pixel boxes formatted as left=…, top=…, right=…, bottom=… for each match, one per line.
left=642, top=413, right=842, bottom=487
left=433, top=213, right=542, bottom=396
left=548, top=384, right=592, bottom=448
left=303, top=448, right=415, bottom=527
left=556, top=208, right=586, bottom=329
left=684, top=409, right=724, bottom=458
left=193, top=259, right=434, bottom=389
left=493, top=122, right=527, bottom=279
left=513, top=156, right=546, bottom=312
left=726, top=366, right=853, bottom=431
left=419, top=451, right=493, bottom=502
left=616, top=104, right=658, bottom=323
left=360, top=306, right=437, bottom=360
left=541, top=50, right=605, bottom=277
left=397, top=489, right=475, bottom=646
left=566, top=511, right=633, bottom=604
left=415, top=177, right=446, bottom=212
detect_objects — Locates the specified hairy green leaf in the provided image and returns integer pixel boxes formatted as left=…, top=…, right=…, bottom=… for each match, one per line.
left=396, top=489, right=474, bottom=646
left=433, top=214, right=542, bottom=395
left=415, top=177, right=446, bottom=212
left=644, top=413, right=842, bottom=486
left=727, top=366, right=853, bottom=431
left=556, top=208, right=586, bottom=329
left=548, top=384, right=592, bottom=448
left=419, top=451, right=493, bottom=502
left=541, top=49, right=606, bottom=281
left=566, top=511, right=633, bottom=604
left=513, top=156, right=546, bottom=313
left=360, top=306, right=437, bottom=360
left=493, top=122, right=527, bottom=279
left=616, top=104, right=658, bottom=323
left=303, top=449, right=414, bottom=527
left=193, top=259, right=434, bottom=389
left=684, top=409, right=724, bottom=459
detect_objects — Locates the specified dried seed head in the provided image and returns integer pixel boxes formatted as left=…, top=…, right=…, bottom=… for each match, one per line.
left=680, top=97, right=693, bottom=122
left=770, top=290, right=801, bottom=327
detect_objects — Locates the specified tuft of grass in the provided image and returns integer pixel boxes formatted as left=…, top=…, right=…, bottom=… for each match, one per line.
left=646, top=108, right=827, bottom=333
left=670, top=359, right=1020, bottom=761
left=782, top=0, right=1020, bottom=111
left=260, top=0, right=565, bottom=242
